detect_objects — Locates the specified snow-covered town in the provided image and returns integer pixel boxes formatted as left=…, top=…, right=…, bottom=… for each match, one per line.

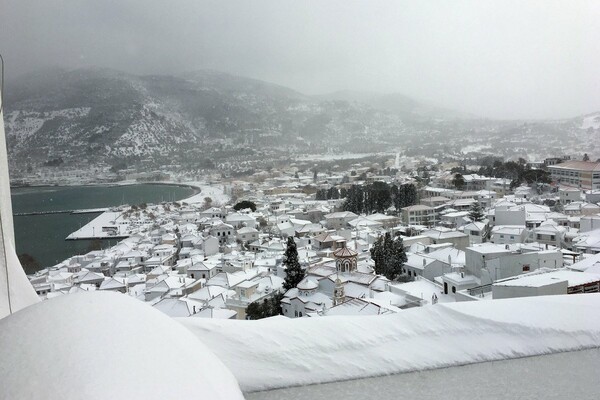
left=26, top=156, right=600, bottom=320
left=4, top=2, right=600, bottom=399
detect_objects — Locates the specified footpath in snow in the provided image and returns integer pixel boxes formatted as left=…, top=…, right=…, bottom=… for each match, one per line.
left=179, top=294, right=600, bottom=392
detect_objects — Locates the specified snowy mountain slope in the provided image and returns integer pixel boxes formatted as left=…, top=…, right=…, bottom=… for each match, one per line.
left=581, top=113, right=600, bottom=130
left=5, top=67, right=598, bottom=171
left=2, top=68, right=416, bottom=168
left=4, top=68, right=203, bottom=163
left=179, top=294, right=600, bottom=392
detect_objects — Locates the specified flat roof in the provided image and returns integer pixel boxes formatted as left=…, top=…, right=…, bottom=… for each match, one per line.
left=494, top=270, right=600, bottom=288
left=548, top=161, right=600, bottom=172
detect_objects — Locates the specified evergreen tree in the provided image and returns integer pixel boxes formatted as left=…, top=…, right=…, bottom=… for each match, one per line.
left=370, top=233, right=407, bottom=281
left=468, top=202, right=485, bottom=222
left=583, top=153, right=590, bottom=162
left=233, top=200, right=257, bottom=212
left=343, top=185, right=364, bottom=214
left=402, top=183, right=418, bottom=207
left=283, top=237, right=305, bottom=290
left=245, top=293, right=284, bottom=320
left=452, top=173, right=465, bottom=190
left=315, top=189, right=328, bottom=200
left=370, top=181, right=392, bottom=213
left=391, top=184, right=401, bottom=212
left=370, top=233, right=388, bottom=275
left=386, top=236, right=407, bottom=281
left=245, top=300, right=264, bottom=319
left=327, top=186, right=340, bottom=200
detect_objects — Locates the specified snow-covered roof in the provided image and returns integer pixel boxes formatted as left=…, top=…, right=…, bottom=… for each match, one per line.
left=297, top=278, right=318, bottom=291
left=494, top=269, right=600, bottom=288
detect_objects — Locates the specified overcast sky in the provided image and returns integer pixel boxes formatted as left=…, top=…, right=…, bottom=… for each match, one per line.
left=1, top=0, right=599, bottom=119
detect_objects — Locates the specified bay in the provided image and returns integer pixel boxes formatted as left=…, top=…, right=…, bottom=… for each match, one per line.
left=11, top=184, right=196, bottom=272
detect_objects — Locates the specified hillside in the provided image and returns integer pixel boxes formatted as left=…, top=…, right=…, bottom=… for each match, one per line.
left=2, top=68, right=457, bottom=171
left=3, top=67, right=598, bottom=175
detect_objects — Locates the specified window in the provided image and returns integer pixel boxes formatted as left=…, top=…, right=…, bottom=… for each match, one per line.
left=452, top=286, right=456, bottom=293
left=523, top=265, right=530, bottom=272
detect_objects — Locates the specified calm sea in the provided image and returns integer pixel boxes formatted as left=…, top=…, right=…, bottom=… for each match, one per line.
left=11, top=184, right=196, bottom=272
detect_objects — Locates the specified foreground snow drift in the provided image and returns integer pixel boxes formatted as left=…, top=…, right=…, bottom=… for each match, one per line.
left=0, top=292, right=244, bottom=400
left=179, top=294, right=600, bottom=392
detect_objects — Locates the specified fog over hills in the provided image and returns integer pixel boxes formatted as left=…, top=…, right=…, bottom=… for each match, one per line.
left=3, top=67, right=598, bottom=173
left=314, top=90, right=472, bottom=120
left=3, top=67, right=447, bottom=168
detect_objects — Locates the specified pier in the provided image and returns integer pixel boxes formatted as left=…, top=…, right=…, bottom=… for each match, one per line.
left=14, top=207, right=109, bottom=216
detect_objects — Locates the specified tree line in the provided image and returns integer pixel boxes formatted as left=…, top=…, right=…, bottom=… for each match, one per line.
left=342, top=182, right=418, bottom=214
left=476, top=159, right=551, bottom=187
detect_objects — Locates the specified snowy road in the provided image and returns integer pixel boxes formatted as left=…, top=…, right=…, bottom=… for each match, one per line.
left=246, top=348, right=600, bottom=400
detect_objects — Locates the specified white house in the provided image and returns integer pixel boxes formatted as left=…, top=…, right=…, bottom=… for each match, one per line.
left=463, top=221, right=488, bottom=244
left=237, top=227, right=259, bottom=244
left=490, top=226, right=528, bottom=244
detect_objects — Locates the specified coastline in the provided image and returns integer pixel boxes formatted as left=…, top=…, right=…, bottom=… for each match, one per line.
left=11, top=181, right=203, bottom=198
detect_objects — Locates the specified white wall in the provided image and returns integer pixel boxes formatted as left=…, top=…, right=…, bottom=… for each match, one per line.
left=492, top=280, right=567, bottom=299
left=495, top=208, right=526, bottom=226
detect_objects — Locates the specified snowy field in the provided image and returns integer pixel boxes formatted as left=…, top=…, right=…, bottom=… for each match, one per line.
left=247, top=348, right=600, bottom=400
left=181, top=182, right=230, bottom=205
left=180, top=294, right=600, bottom=392
left=65, top=211, right=126, bottom=240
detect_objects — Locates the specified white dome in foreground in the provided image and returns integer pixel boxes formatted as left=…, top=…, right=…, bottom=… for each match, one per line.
left=0, top=292, right=244, bottom=400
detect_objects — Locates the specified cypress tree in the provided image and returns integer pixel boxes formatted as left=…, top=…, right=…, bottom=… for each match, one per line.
left=386, top=236, right=407, bottom=280
left=283, top=237, right=305, bottom=290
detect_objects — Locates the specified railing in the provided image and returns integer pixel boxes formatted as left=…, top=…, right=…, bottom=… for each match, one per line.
left=467, top=283, right=493, bottom=297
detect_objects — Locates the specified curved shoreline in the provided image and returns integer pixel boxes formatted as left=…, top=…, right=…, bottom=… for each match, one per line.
left=11, top=181, right=202, bottom=201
